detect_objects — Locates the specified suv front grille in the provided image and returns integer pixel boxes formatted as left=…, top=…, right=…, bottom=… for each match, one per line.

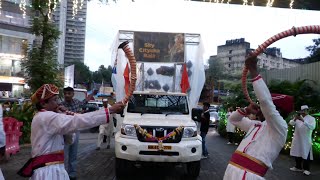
left=136, top=126, right=183, bottom=143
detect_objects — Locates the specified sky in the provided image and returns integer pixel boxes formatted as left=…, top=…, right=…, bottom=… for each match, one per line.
left=84, top=0, right=320, bottom=71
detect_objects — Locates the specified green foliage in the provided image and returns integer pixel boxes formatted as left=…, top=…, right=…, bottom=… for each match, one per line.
left=4, top=103, right=35, bottom=144
left=73, top=62, right=93, bottom=89
left=206, top=56, right=224, bottom=84
left=268, top=79, right=320, bottom=110
left=92, top=65, right=113, bottom=84
left=218, top=109, right=246, bottom=143
left=218, top=110, right=227, bottom=138
left=222, top=82, right=256, bottom=109
left=306, top=38, right=320, bottom=63
left=21, top=0, right=63, bottom=93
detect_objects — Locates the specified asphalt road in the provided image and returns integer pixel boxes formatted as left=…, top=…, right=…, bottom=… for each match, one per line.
left=1, top=128, right=320, bottom=180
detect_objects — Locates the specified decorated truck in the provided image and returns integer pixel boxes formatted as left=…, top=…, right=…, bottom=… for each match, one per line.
left=115, top=91, right=202, bottom=178
left=112, top=31, right=205, bottom=178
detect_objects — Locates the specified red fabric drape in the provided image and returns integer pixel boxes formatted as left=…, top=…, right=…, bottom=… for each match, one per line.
left=180, top=64, right=190, bottom=93
left=271, top=93, right=294, bottom=114
left=123, top=63, right=130, bottom=95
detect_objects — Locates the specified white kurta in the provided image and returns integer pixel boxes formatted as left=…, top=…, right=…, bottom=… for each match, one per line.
left=289, top=115, right=316, bottom=160
left=223, top=77, right=288, bottom=180
left=226, top=112, right=235, bottom=133
left=30, top=109, right=109, bottom=180
left=97, top=112, right=115, bottom=147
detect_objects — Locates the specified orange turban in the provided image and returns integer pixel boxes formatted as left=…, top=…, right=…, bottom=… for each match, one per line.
left=31, top=84, right=59, bottom=104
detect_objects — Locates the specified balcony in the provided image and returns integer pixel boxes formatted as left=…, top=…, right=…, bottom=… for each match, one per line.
left=0, top=10, right=30, bottom=28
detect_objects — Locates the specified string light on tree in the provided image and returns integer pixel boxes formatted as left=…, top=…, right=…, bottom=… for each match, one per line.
left=52, top=0, right=62, bottom=13
left=0, top=0, right=2, bottom=15
left=80, top=0, right=84, bottom=10
left=72, top=0, right=79, bottom=19
left=47, top=0, right=62, bottom=20
left=290, top=0, right=294, bottom=9
left=266, top=0, right=275, bottom=7
left=19, top=0, right=27, bottom=18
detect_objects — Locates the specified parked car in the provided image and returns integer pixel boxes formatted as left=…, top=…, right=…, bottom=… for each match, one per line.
left=209, top=110, right=220, bottom=128
left=87, top=101, right=104, bottom=110
left=83, top=102, right=100, bottom=133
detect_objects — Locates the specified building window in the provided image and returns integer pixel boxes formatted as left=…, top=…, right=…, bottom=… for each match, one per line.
left=229, top=50, right=232, bottom=54
left=229, top=57, right=232, bottom=61
left=228, top=64, right=231, bottom=68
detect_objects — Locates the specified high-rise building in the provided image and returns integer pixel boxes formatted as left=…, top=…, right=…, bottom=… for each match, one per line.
left=54, top=0, right=87, bottom=66
left=212, top=38, right=301, bottom=73
left=0, top=0, right=34, bottom=97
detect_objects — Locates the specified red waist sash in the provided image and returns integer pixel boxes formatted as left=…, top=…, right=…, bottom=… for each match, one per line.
left=229, top=150, right=268, bottom=177
left=17, top=151, right=64, bottom=177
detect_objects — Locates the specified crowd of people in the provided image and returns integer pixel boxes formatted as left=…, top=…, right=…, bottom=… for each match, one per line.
left=0, top=55, right=318, bottom=180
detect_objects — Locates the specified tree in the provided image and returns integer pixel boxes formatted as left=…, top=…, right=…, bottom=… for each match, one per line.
left=73, top=62, right=93, bottom=89
left=306, top=38, right=320, bottom=63
left=205, top=56, right=224, bottom=102
left=92, top=65, right=113, bottom=84
left=21, top=0, right=63, bottom=93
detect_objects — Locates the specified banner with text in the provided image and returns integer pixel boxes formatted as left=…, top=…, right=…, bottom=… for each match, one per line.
left=134, top=32, right=185, bottom=63
left=64, top=65, right=75, bottom=88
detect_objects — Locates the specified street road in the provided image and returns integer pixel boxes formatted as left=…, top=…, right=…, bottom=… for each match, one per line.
left=1, top=128, right=319, bottom=180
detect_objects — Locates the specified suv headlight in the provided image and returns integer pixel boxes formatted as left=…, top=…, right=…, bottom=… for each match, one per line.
left=121, top=124, right=137, bottom=137
left=183, top=126, right=197, bottom=138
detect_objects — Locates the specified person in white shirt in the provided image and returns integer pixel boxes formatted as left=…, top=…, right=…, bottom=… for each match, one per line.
left=223, top=55, right=288, bottom=180
left=289, top=105, right=316, bottom=176
left=226, top=107, right=237, bottom=145
left=96, top=99, right=116, bottom=150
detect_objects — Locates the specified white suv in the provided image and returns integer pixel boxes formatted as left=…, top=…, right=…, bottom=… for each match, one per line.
left=115, top=91, right=202, bottom=178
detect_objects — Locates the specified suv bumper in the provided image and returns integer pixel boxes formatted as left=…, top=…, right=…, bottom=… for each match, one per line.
left=115, top=132, right=202, bottom=162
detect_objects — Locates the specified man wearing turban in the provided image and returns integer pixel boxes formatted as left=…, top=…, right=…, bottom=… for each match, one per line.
left=18, top=84, right=124, bottom=179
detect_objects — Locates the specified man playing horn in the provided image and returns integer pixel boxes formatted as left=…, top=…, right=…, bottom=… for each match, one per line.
left=17, top=84, right=124, bottom=179
left=223, top=55, right=288, bottom=180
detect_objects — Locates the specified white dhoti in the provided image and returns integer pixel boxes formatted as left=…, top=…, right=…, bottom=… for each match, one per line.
left=31, top=164, right=69, bottom=180
left=224, top=164, right=265, bottom=180
left=97, top=117, right=114, bottom=148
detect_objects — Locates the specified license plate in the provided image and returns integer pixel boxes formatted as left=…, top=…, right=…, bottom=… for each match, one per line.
left=148, top=145, right=172, bottom=150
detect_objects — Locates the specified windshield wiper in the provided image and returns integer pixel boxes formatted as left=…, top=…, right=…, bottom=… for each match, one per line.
left=141, top=110, right=162, bottom=115
left=165, top=112, right=183, bottom=116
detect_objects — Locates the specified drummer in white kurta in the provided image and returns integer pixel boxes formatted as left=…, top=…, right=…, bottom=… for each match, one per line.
left=17, top=84, right=124, bottom=180
left=223, top=55, right=288, bottom=180
left=289, top=105, right=316, bottom=176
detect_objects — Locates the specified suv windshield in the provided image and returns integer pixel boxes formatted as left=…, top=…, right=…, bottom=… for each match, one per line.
left=128, top=94, right=189, bottom=115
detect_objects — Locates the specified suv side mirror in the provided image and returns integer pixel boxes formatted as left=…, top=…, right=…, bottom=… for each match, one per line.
left=191, top=108, right=202, bottom=121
